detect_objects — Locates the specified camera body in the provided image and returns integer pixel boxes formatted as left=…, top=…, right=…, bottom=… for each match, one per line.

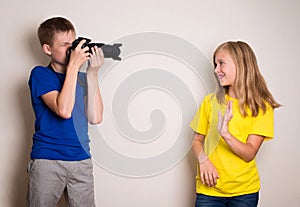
left=70, top=37, right=122, bottom=61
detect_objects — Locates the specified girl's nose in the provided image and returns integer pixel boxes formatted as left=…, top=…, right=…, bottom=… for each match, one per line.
left=214, top=65, right=219, bottom=73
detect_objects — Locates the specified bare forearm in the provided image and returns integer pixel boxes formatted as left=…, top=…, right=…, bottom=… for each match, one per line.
left=86, top=71, right=103, bottom=124
left=192, top=132, right=219, bottom=186
left=222, top=133, right=264, bottom=162
left=218, top=101, right=264, bottom=162
left=192, top=133, right=208, bottom=162
left=56, top=68, right=78, bottom=118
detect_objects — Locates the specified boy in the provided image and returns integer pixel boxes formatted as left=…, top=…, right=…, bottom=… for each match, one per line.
left=27, top=16, right=104, bottom=207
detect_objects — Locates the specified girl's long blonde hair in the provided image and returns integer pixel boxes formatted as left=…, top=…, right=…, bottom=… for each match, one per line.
left=213, top=41, right=281, bottom=117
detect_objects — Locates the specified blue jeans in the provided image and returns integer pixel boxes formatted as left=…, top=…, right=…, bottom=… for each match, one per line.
left=195, top=192, right=259, bottom=207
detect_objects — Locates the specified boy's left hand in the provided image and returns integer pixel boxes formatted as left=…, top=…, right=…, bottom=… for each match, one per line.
left=88, top=46, right=104, bottom=72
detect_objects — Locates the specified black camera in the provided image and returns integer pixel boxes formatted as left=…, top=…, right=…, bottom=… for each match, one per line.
left=70, top=37, right=122, bottom=61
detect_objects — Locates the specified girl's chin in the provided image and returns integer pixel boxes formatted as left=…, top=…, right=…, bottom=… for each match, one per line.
left=220, top=82, right=229, bottom=87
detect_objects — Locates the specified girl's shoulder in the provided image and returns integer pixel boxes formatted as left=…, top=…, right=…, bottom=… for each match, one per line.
left=200, top=93, right=220, bottom=111
left=203, top=93, right=218, bottom=104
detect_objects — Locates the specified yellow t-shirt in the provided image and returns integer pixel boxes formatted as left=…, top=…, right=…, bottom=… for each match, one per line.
left=190, top=93, right=274, bottom=197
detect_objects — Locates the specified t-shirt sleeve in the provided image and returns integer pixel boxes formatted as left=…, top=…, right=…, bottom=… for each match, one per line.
left=190, top=95, right=211, bottom=135
left=28, top=66, right=60, bottom=103
left=250, top=103, right=274, bottom=141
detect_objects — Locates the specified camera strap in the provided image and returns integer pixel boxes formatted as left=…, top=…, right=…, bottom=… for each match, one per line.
left=47, top=63, right=84, bottom=87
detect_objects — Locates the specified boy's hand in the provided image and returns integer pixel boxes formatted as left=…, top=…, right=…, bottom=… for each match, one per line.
left=68, top=39, right=90, bottom=70
left=87, top=46, right=104, bottom=73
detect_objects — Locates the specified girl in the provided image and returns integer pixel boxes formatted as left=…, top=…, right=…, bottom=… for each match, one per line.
left=190, top=41, right=280, bottom=207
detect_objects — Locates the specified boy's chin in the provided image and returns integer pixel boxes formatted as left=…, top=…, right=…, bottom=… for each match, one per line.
left=63, top=58, right=70, bottom=65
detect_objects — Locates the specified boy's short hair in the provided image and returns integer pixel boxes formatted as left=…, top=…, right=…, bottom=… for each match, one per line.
left=38, top=17, right=75, bottom=46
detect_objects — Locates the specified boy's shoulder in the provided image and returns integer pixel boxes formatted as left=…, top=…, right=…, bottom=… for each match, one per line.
left=29, top=65, right=54, bottom=85
left=30, top=65, right=52, bottom=77
left=31, top=65, right=48, bottom=72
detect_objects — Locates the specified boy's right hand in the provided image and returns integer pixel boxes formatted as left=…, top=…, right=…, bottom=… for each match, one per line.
left=68, top=39, right=90, bottom=71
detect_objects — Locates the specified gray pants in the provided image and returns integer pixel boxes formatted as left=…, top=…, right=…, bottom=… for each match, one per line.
left=27, top=159, right=95, bottom=207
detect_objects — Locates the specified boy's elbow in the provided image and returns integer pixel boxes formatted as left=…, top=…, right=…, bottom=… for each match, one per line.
left=57, top=110, right=72, bottom=119
left=89, top=116, right=102, bottom=125
left=88, top=109, right=103, bottom=125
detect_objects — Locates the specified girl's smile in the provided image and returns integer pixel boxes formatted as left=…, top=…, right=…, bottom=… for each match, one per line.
left=214, top=50, right=236, bottom=87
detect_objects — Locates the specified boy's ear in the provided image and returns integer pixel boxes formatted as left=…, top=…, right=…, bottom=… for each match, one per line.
left=42, top=44, right=52, bottom=56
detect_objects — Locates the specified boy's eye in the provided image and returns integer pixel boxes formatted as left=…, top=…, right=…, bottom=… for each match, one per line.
left=62, top=43, right=71, bottom=47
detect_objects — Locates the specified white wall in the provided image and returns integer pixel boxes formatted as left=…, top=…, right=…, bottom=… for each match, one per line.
left=1, top=0, right=299, bottom=206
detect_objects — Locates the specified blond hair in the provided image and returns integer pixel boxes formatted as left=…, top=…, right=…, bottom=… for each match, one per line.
left=213, top=41, right=281, bottom=117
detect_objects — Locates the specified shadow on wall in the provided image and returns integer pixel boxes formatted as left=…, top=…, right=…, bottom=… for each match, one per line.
left=9, top=29, right=69, bottom=207
left=12, top=82, right=34, bottom=207
left=15, top=84, right=70, bottom=207
left=28, top=26, right=49, bottom=66
left=9, top=29, right=40, bottom=207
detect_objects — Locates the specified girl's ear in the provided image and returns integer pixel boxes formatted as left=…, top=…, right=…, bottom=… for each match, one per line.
left=42, top=44, right=51, bottom=56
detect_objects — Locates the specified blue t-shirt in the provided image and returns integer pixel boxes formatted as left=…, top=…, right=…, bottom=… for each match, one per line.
left=28, top=65, right=91, bottom=161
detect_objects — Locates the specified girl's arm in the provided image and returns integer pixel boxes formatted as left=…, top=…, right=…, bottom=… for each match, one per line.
left=192, top=132, right=219, bottom=187
left=218, top=101, right=265, bottom=162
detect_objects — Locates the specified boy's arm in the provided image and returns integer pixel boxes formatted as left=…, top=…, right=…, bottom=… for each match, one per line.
left=85, top=46, right=104, bottom=124
left=42, top=40, right=89, bottom=119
